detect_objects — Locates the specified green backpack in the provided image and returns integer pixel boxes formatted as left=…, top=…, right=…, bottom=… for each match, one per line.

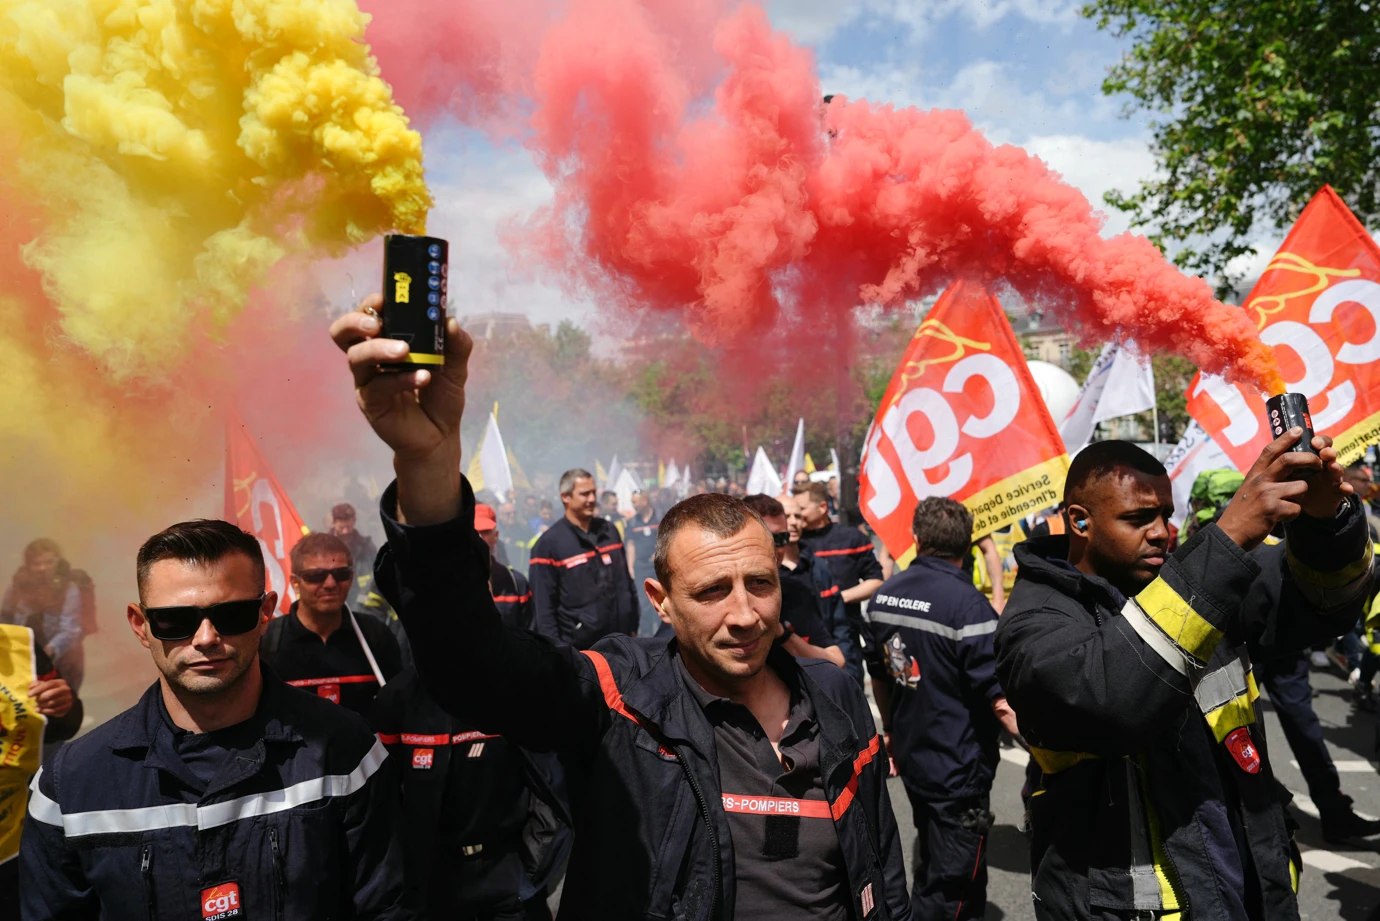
left=1190, top=468, right=1246, bottom=526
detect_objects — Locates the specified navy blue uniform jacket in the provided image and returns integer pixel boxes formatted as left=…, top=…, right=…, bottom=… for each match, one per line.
left=528, top=516, right=639, bottom=648
left=869, top=556, right=1003, bottom=800
left=374, top=478, right=912, bottom=921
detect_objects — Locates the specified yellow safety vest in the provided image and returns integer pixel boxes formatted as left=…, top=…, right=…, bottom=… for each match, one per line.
left=0, top=623, right=46, bottom=864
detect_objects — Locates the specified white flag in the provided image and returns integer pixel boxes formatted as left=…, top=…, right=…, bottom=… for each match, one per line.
left=1165, top=421, right=1235, bottom=527
left=604, top=455, right=622, bottom=492
left=613, top=467, right=642, bottom=515
left=477, top=412, right=514, bottom=498
left=785, top=419, right=806, bottom=485
left=1059, top=341, right=1156, bottom=454
left=829, top=447, right=841, bottom=473
left=746, top=446, right=783, bottom=496
left=664, top=458, right=680, bottom=490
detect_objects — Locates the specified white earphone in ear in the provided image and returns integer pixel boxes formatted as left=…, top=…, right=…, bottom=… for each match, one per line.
left=1075, top=518, right=1088, bottom=529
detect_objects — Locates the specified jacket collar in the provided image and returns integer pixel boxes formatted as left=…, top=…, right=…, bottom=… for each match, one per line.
left=1013, top=534, right=1127, bottom=611
left=618, top=640, right=861, bottom=773
left=109, top=662, right=306, bottom=757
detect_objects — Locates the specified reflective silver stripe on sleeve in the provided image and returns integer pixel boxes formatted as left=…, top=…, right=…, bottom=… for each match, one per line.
left=867, top=610, right=997, bottom=640
left=1118, top=599, right=1202, bottom=683
left=1124, top=760, right=1163, bottom=911
left=26, top=768, right=64, bottom=827
left=1194, top=649, right=1251, bottom=713
left=37, top=739, right=389, bottom=839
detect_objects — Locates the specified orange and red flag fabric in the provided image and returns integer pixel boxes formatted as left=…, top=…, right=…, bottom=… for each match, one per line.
left=224, top=410, right=308, bottom=615
left=860, top=280, right=1070, bottom=561
left=1187, top=186, right=1380, bottom=468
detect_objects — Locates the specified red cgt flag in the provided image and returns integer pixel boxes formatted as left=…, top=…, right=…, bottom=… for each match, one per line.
left=224, top=410, right=308, bottom=615
left=1187, top=186, right=1380, bottom=468
left=860, top=280, right=1070, bottom=561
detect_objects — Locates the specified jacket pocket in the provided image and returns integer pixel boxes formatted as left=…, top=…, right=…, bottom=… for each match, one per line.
left=268, top=826, right=286, bottom=920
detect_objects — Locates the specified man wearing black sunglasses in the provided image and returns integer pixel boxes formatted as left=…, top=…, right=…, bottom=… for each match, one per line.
left=261, top=532, right=403, bottom=716
left=20, top=519, right=407, bottom=920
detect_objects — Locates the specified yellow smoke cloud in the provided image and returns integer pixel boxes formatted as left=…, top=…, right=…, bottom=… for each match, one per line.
left=0, top=0, right=429, bottom=380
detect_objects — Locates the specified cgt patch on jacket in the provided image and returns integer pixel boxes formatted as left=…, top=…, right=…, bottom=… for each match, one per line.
left=884, top=633, right=920, bottom=689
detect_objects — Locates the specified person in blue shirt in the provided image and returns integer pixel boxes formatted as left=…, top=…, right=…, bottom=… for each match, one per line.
left=870, top=498, right=1019, bottom=921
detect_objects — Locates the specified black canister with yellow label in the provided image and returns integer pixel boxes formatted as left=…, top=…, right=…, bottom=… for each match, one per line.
left=381, top=234, right=447, bottom=369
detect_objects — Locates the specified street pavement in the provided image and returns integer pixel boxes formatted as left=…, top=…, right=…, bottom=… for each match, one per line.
left=880, top=661, right=1380, bottom=920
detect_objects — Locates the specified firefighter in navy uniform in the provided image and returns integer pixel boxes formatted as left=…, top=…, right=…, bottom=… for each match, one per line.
left=796, top=481, right=884, bottom=683
left=528, top=469, right=640, bottom=648
left=476, top=503, right=534, bottom=630
left=868, top=498, right=1020, bottom=921
left=996, top=437, right=1372, bottom=921
left=626, top=490, right=662, bottom=637
left=370, top=668, right=569, bottom=921
left=260, top=532, right=403, bottom=716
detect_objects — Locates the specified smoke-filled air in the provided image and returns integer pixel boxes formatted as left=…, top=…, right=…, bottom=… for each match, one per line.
left=364, top=0, right=1285, bottom=395
left=0, top=0, right=429, bottom=518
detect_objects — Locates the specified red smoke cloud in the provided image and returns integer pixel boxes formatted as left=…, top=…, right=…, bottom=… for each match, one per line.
left=363, top=0, right=1283, bottom=394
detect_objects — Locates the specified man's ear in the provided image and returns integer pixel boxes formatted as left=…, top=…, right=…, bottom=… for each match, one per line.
left=127, top=603, right=152, bottom=651
left=1068, top=504, right=1092, bottom=535
left=645, top=578, right=672, bottom=624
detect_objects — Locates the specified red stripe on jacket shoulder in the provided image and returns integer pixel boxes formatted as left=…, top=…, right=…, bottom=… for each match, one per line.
left=580, top=649, right=677, bottom=758
left=829, top=734, right=881, bottom=821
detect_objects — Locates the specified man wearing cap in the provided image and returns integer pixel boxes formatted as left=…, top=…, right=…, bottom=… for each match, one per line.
left=476, top=503, right=534, bottom=631
left=21, top=519, right=406, bottom=920
left=260, top=532, right=403, bottom=716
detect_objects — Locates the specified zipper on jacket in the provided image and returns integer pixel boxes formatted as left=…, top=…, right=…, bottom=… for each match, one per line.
left=140, top=844, right=155, bottom=920
left=269, top=827, right=287, bottom=919
left=672, top=743, right=722, bottom=920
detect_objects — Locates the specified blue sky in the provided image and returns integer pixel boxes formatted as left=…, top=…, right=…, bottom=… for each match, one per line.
left=325, top=1, right=1219, bottom=331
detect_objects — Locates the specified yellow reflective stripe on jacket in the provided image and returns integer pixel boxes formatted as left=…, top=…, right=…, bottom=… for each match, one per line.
left=1195, top=647, right=1260, bottom=743
left=1137, top=754, right=1183, bottom=912
left=1287, top=540, right=1373, bottom=590
left=1028, top=746, right=1099, bottom=775
left=1137, top=579, right=1222, bottom=663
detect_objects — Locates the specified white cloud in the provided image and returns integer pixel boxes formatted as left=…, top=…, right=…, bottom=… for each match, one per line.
left=1020, top=134, right=1156, bottom=235
left=768, top=0, right=1082, bottom=46
left=767, top=0, right=864, bottom=44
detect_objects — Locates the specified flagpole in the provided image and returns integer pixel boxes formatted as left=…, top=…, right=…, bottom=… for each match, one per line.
left=1152, top=404, right=1160, bottom=447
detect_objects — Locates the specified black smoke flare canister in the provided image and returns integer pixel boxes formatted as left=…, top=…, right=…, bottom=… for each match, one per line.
left=1266, top=392, right=1319, bottom=465
left=380, top=234, right=447, bottom=369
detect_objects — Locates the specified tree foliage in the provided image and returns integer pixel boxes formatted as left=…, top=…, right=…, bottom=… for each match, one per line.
left=1085, top=0, right=1380, bottom=287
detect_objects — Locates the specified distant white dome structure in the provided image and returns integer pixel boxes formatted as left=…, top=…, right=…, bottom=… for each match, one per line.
left=1026, top=360, right=1081, bottom=424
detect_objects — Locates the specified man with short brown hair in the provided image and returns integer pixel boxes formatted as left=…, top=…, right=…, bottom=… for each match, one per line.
left=330, top=298, right=911, bottom=919
left=21, top=519, right=406, bottom=920
left=260, top=532, right=402, bottom=715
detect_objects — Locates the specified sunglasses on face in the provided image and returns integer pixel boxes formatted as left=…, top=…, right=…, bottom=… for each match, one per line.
left=772, top=530, right=791, bottom=548
left=295, top=567, right=354, bottom=585
left=140, top=596, right=266, bottom=642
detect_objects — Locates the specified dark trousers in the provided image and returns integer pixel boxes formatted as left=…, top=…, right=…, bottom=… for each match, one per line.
left=1258, top=652, right=1345, bottom=811
left=904, top=785, right=991, bottom=921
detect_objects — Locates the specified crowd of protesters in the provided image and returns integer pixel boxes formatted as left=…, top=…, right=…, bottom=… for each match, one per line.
left=7, top=296, right=1380, bottom=921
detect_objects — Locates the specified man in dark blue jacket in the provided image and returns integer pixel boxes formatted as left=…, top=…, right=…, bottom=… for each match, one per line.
left=20, top=519, right=407, bottom=920
left=528, top=469, right=640, bottom=647
left=869, top=498, right=1020, bottom=921
left=330, top=300, right=911, bottom=920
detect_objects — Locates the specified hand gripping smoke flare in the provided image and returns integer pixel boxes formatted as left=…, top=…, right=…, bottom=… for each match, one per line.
left=364, top=0, right=1285, bottom=394
left=0, top=0, right=430, bottom=514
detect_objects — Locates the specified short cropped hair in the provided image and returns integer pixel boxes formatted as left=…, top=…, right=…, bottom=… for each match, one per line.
left=742, top=494, right=784, bottom=519
left=289, top=532, right=353, bottom=571
left=600, top=490, right=617, bottom=503
left=330, top=503, right=356, bottom=521
left=559, top=468, right=594, bottom=496
left=911, top=498, right=974, bottom=560
left=793, top=481, right=829, bottom=506
left=24, top=537, right=62, bottom=565
left=653, top=494, right=768, bottom=589
left=1065, top=441, right=1167, bottom=506
left=137, top=520, right=265, bottom=603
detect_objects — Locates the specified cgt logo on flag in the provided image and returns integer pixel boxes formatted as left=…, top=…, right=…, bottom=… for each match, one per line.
left=1187, top=186, right=1380, bottom=468
left=201, top=882, right=242, bottom=920
left=860, top=281, right=1069, bottom=560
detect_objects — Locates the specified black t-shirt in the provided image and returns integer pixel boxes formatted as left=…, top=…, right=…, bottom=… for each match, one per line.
left=626, top=511, right=661, bottom=577
left=260, top=605, right=402, bottom=716
left=677, top=657, right=850, bottom=920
